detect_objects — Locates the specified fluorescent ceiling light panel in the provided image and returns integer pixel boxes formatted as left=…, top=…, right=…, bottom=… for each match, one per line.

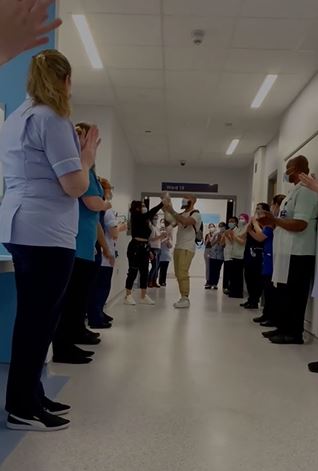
left=251, top=74, right=278, bottom=109
left=226, top=139, right=240, bottom=156
left=72, top=15, right=103, bottom=70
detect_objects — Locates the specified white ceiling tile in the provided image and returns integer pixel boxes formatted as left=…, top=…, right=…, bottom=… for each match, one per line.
left=166, top=70, right=219, bottom=90
left=215, top=73, right=265, bottom=108
left=225, top=49, right=318, bottom=74
left=164, top=0, right=242, bottom=17
left=164, top=16, right=235, bottom=48
left=115, top=87, right=165, bottom=105
left=89, top=14, right=162, bottom=47
left=103, top=46, right=163, bottom=69
left=299, top=20, right=318, bottom=51
left=108, top=69, right=164, bottom=89
left=81, top=0, right=160, bottom=15
left=72, top=86, right=115, bottom=105
left=241, top=0, right=318, bottom=19
left=165, top=47, right=227, bottom=71
left=232, top=18, right=305, bottom=50
left=71, top=67, right=111, bottom=87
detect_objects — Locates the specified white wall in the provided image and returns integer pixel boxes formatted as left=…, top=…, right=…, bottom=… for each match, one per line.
left=135, top=164, right=252, bottom=215
left=72, top=105, right=136, bottom=301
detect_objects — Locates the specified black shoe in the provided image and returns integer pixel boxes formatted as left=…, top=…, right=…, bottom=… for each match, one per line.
left=89, top=321, right=112, bottom=329
left=253, top=315, right=267, bottom=323
left=7, top=410, right=70, bottom=431
left=73, top=345, right=95, bottom=357
left=53, top=348, right=93, bottom=364
left=205, top=285, right=212, bottom=290
left=42, top=397, right=71, bottom=416
left=240, top=301, right=249, bottom=307
left=270, top=334, right=304, bottom=345
left=83, top=328, right=100, bottom=338
left=74, top=332, right=101, bottom=345
left=212, top=286, right=218, bottom=290
left=308, top=361, right=318, bottom=373
left=160, top=283, right=166, bottom=287
left=262, top=329, right=280, bottom=339
left=103, top=313, right=114, bottom=322
left=260, top=320, right=276, bottom=328
left=244, top=304, right=259, bottom=310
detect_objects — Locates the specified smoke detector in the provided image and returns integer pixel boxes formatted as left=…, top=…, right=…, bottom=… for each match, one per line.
left=191, top=29, right=205, bottom=46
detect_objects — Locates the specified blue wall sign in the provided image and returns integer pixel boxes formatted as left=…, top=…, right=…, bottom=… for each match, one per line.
left=162, top=182, right=218, bottom=193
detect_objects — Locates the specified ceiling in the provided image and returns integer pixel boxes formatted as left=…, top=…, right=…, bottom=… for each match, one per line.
left=58, top=0, right=318, bottom=168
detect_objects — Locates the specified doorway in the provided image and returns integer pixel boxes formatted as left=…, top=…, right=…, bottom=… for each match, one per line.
left=267, top=171, right=278, bottom=204
left=142, top=193, right=236, bottom=278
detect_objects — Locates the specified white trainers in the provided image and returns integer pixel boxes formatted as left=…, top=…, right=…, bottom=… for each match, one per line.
left=173, top=297, right=190, bottom=309
left=124, top=295, right=137, bottom=306
left=140, top=295, right=155, bottom=305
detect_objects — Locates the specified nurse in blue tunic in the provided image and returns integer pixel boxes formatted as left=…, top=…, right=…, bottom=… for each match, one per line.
left=0, top=50, right=100, bottom=431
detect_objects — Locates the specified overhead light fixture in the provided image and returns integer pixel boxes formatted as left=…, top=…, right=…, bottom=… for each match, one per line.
left=226, top=139, right=240, bottom=156
left=251, top=74, right=278, bottom=109
left=72, top=15, right=103, bottom=70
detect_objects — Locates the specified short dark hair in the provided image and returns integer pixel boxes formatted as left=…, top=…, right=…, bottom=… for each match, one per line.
left=229, top=216, right=238, bottom=224
left=257, top=202, right=270, bottom=212
left=272, top=194, right=286, bottom=206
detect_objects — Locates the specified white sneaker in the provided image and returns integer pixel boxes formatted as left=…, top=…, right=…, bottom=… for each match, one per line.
left=140, top=295, right=155, bottom=305
left=124, top=295, right=136, bottom=306
left=174, top=297, right=190, bottom=309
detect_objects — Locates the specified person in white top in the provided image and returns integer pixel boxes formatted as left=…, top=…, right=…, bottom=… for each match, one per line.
left=148, top=215, right=164, bottom=288
left=164, top=195, right=202, bottom=308
left=299, top=167, right=318, bottom=371
left=259, top=155, right=318, bottom=346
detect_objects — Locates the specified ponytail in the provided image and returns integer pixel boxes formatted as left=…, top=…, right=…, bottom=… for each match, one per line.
left=27, top=49, right=72, bottom=118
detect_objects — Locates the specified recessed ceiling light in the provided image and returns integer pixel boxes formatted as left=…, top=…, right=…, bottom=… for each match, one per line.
left=72, top=15, right=103, bottom=70
left=226, top=139, right=240, bottom=156
left=251, top=74, right=278, bottom=109
left=145, top=130, right=152, bottom=134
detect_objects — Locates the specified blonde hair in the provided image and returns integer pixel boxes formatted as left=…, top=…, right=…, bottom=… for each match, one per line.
left=27, top=49, right=72, bottom=118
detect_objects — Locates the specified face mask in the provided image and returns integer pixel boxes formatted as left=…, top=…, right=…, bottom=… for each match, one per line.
left=141, top=207, right=147, bottom=214
left=219, top=227, right=226, bottom=233
left=181, top=198, right=190, bottom=209
left=283, top=173, right=291, bottom=183
left=228, top=222, right=236, bottom=229
left=209, top=227, right=216, bottom=233
left=238, top=219, right=247, bottom=227
left=106, top=191, right=113, bottom=201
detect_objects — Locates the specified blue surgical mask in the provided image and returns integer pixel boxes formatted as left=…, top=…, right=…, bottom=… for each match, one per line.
left=141, top=207, right=147, bottom=214
left=283, top=173, right=290, bottom=183
left=228, top=223, right=236, bottom=229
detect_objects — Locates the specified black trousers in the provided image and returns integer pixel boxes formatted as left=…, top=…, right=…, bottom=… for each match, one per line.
left=209, top=259, right=224, bottom=287
left=229, top=258, right=244, bottom=298
left=244, top=255, right=264, bottom=305
left=275, top=255, right=315, bottom=337
left=223, top=260, right=232, bottom=291
left=148, top=248, right=161, bottom=284
left=87, top=266, right=114, bottom=325
left=158, top=261, right=169, bottom=285
left=125, top=240, right=149, bottom=290
left=53, top=257, right=98, bottom=353
left=4, top=244, right=75, bottom=416
left=262, top=275, right=277, bottom=323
